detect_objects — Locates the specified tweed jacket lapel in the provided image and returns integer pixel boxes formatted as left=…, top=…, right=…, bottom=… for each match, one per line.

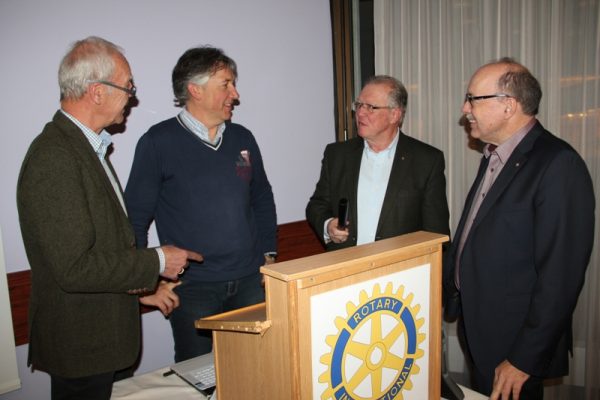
left=53, top=111, right=129, bottom=221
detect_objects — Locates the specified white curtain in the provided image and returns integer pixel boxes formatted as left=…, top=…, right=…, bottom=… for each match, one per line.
left=373, top=0, right=599, bottom=398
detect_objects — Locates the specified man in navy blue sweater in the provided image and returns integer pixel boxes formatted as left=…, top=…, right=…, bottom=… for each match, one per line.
left=125, top=46, right=277, bottom=362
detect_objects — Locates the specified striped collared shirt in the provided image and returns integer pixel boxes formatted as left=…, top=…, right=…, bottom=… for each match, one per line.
left=60, top=109, right=126, bottom=214
left=61, top=110, right=113, bottom=160
left=178, top=108, right=226, bottom=150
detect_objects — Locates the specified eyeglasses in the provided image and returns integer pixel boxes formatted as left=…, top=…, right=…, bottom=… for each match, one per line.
left=93, top=80, right=137, bottom=97
left=464, top=93, right=511, bottom=106
left=352, top=101, right=394, bottom=114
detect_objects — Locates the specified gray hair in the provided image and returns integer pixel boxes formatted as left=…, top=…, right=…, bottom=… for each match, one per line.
left=364, top=75, right=408, bottom=111
left=491, top=57, right=542, bottom=116
left=58, top=36, right=124, bottom=100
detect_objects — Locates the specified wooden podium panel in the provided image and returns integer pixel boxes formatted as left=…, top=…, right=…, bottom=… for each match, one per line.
left=196, top=231, right=448, bottom=399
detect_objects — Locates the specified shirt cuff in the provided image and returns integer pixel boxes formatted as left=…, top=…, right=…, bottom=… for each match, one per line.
left=323, top=218, right=334, bottom=243
left=155, top=247, right=165, bottom=274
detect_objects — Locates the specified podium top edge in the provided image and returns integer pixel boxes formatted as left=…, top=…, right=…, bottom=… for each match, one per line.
left=261, top=231, right=448, bottom=282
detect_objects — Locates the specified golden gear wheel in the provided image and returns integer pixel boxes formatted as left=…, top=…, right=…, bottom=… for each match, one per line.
left=318, top=282, right=425, bottom=400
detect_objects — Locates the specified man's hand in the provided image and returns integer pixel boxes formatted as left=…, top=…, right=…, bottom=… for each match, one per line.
left=160, top=245, right=203, bottom=280
left=139, top=280, right=181, bottom=316
left=260, top=255, right=277, bottom=287
left=327, top=218, right=349, bottom=243
left=491, top=360, right=530, bottom=400
left=264, top=255, right=276, bottom=265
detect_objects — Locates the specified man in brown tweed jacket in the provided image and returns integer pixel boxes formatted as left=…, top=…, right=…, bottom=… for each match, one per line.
left=16, top=37, right=202, bottom=400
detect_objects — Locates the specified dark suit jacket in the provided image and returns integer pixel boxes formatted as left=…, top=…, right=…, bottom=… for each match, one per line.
left=306, top=132, right=450, bottom=251
left=17, top=111, right=160, bottom=378
left=444, top=121, right=595, bottom=380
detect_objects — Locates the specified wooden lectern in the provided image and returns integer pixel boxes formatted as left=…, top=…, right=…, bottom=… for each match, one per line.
left=196, top=231, right=448, bottom=399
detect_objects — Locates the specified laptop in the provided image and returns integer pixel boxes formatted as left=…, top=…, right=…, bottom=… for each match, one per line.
left=169, top=352, right=216, bottom=397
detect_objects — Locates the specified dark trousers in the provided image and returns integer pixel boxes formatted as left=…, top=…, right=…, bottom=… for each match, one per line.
left=51, top=372, right=114, bottom=400
left=50, top=367, right=132, bottom=400
left=169, top=272, right=265, bottom=362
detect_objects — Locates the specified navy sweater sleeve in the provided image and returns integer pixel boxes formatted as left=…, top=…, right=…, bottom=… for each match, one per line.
left=125, top=129, right=162, bottom=249
left=248, top=134, right=277, bottom=253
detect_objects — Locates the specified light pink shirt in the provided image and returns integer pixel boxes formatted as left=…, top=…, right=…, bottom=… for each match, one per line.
left=455, top=118, right=536, bottom=289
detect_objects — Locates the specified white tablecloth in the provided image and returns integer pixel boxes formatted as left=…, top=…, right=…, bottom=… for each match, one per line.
left=112, top=367, right=485, bottom=400
left=111, top=367, right=207, bottom=400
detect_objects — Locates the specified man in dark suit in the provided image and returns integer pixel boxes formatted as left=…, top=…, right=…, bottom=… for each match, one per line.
left=306, top=75, right=450, bottom=250
left=444, top=58, right=595, bottom=399
left=16, top=37, right=202, bottom=400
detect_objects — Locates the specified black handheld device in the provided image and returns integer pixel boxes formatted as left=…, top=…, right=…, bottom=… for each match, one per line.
left=337, top=198, right=349, bottom=229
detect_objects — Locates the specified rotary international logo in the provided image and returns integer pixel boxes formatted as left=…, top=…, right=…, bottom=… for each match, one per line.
left=318, top=283, right=425, bottom=400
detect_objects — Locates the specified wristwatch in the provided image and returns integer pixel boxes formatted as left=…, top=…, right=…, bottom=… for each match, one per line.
left=264, top=252, right=278, bottom=261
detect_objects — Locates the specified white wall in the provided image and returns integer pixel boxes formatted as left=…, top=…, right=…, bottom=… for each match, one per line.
left=0, top=227, right=19, bottom=395
left=0, top=1, right=334, bottom=398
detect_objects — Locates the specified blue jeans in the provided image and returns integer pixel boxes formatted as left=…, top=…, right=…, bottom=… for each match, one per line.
left=169, top=272, right=265, bottom=362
